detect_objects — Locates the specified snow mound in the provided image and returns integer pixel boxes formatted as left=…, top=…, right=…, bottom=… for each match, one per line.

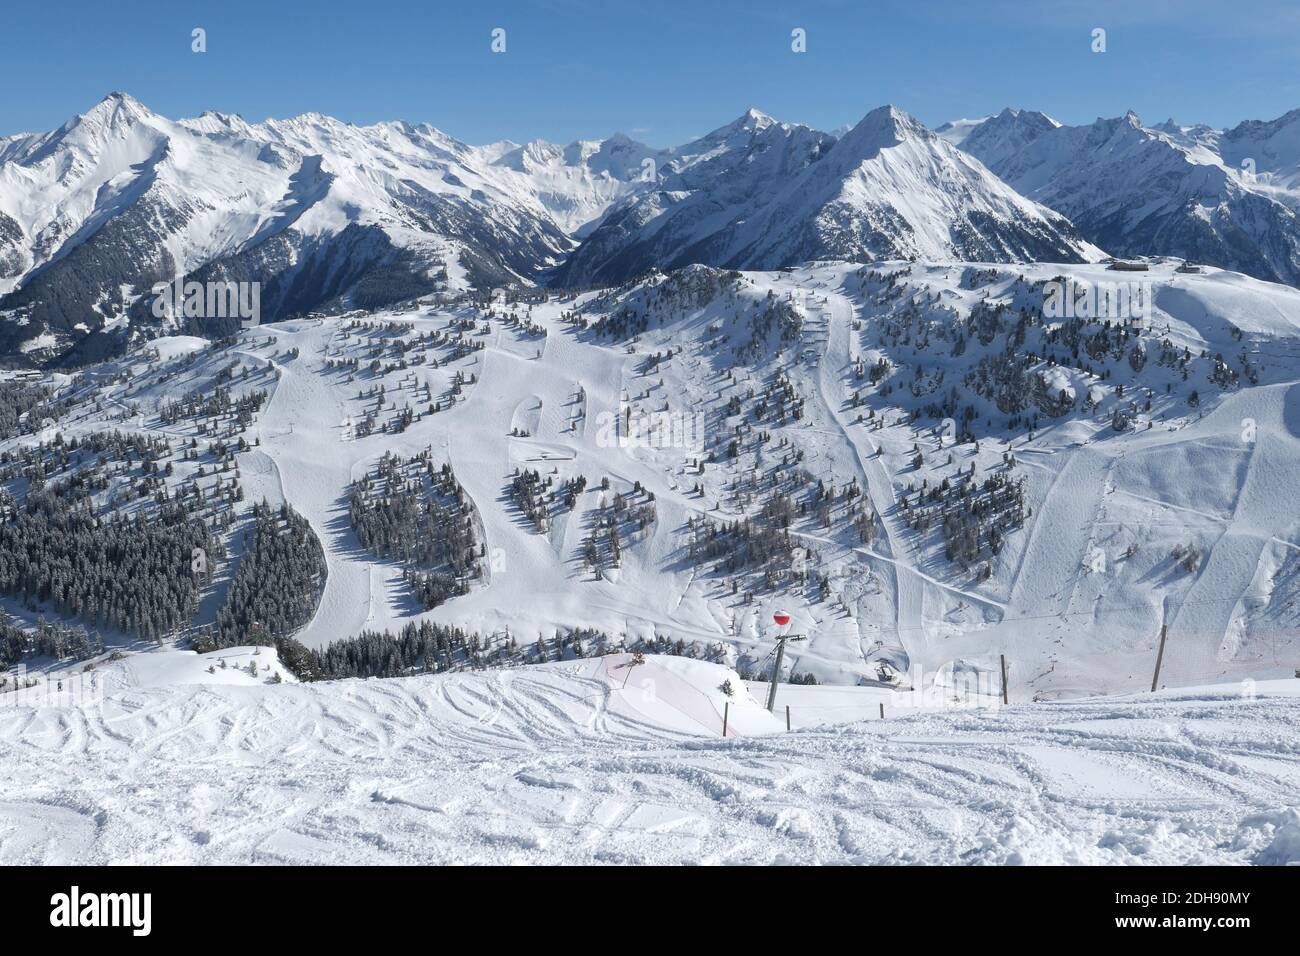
left=112, top=645, right=298, bottom=688
left=1236, top=807, right=1300, bottom=865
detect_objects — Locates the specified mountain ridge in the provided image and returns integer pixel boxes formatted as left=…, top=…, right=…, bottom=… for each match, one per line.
left=945, top=106, right=1300, bottom=286
left=557, top=104, right=1100, bottom=285
left=7, top=93, right=1300, bottom=367
left=0, top=93, right=662, bottom=364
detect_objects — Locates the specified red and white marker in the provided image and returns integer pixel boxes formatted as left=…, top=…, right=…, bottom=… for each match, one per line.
left=773, top=611, right=791, bottom=627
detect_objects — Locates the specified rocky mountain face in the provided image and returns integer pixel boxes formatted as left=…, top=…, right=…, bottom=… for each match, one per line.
left=937, top=107, right=1060, bottom=169
left=950, top=108, right=1300, bottom=287
left=0, top=93, right=659, bottom=365
left=558, top=106, right=1099, bottom=286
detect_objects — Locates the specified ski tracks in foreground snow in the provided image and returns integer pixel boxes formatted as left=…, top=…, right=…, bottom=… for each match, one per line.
left=2, top=658, right=1297, bottom=865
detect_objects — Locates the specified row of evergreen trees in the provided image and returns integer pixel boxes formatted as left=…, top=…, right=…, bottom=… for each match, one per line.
left=0, top=615, right=103, bottom=668
left=0, top=483, right=216, bottom=641
left=208, top=501, right=327, bottom=648
left=299, top=619, right=483, bottom=678
left=349, top=452, right=481, bottom=609
left=0, top=380, right=69, bottom=439
left=285, top=622, right=731, bottom=681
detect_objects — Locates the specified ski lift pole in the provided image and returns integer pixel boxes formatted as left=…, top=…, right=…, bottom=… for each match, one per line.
left=765, top=610, right=805, bottom=713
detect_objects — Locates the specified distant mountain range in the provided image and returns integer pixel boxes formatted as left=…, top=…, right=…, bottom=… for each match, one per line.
left=943, top=106, right=1300, bottom=287
left=557, top=105, right=1097, bottom=286
left=3, top=92, right=1300, bottom=366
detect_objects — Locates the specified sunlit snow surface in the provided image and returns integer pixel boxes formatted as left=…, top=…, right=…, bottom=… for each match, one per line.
left=1, top=651, right=1297, bottom=865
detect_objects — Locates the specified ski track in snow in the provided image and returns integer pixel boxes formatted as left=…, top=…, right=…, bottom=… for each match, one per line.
left=816, top=286, right=927, bottom=665
left=2, top=656, right=1298, bottom=865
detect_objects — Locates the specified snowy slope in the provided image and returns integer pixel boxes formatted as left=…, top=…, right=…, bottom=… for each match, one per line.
left=2, top=652, right=1297, bottom=864
left=10, top=258, right=1300, bottom=704
left=932, top=115, right=993, bottom=147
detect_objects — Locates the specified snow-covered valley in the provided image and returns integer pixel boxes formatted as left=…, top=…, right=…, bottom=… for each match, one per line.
left=5, top=259, right=1300, bottom=697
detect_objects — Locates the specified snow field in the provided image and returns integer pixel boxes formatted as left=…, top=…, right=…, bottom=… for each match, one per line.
left=2, top=651, right=1297, bottom=865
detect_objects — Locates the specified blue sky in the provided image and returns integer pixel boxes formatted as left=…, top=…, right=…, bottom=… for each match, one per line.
left=2, top=0, right=1298, bottom=145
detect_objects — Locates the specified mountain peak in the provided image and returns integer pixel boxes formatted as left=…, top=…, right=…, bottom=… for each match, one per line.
left=705, top=108, right=777, bottom=140
left=935, top=108, right=1060, bottom=151
left=100, top=90, right=142, bottom=107
left=79, top=91, right=154, bottom=127
left=837, top=104, right=929, bottom=155
left=991, top=106, right=1059, bottom=127
left=867, top=104, right=926, bottom=132
left=38, top=91, right=162, bottom=152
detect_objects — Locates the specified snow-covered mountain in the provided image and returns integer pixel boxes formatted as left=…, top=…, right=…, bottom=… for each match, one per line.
left=949, top=109, right=1300, bottom=287
left=937, top=107, right=1060, bottom=170
left=555, top=109, right=838, bottom=285
left=488, top=134, right=670, bottom=237
left=1150, top=118, right=1222, bottom=153
left=14, top=93, right=1300, bottom=371
left=559, top=106, right=1100, bottom=285
left=0, top=93, right=660, bottom=365
left=1218, top=108, right=1300, bottom=201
